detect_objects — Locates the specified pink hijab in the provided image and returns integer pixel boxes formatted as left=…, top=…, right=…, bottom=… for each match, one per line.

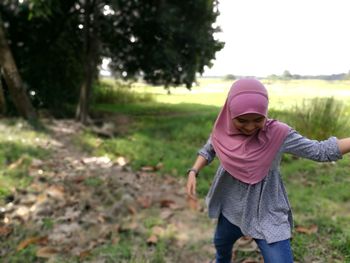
left=211, top=78, right=290, bottom=184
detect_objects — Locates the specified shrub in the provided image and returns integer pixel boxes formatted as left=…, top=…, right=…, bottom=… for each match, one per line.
left=92, top=81, right=154, bottom=104
left=286, top=97, right=349, bottom=140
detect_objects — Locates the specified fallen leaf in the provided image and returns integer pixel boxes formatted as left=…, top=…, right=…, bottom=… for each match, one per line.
left=46, top=185, right=65, bottom=200
left=236, top=236, right=253, bottom=246
left=115, top=156, right=129, bottom=166
left=155, top=162, right=164, bottom=170
left=160, top=199, right=176, bottom=208
left=112, top=235, right=120, bottom=244
left=79, top=250, right=92, bottom=259
left=235, top=238, right=258, bottom=252
left=0, top=226, right=12, bottom=236
left=72, top=175, right=86, bottom=183
left=82, top=156, right=111, bottom=165
left=137, top=196, right=152, bottom=208
left=127, top=205, right=137, bottom=215
left=36, top=247, right=58, bottom=258
left=17, top=236, right=48, bottom=251
left=8, top=157, right=25, bottom=170
left=186, top=196, right=199, bottom=211
left=140, top=166, right=155, bottom=172
left=152, top=226, right=165, bottom=237
left=120, top=221, right=138, bottom=232
left=15, top=206, right=30, bottom=217
left=160, top=210, right=173, bottom=220
left=30, top=158, right=44, bottom=168
left=295, top=224, right=318, bottom=235
left=147, top=234, right=158, bottom=245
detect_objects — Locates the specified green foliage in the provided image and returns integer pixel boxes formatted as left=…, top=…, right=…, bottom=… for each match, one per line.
left=283, top=97, right=349, bottom=140
left=91, top=240, right=132, bottom=261
left=104, top=0, right=224, bottom=88
left=282, top=70, right=292, bottom=80
left=93, top=81, right=154, bottom=105
left=84, top=176, right=104, bottom=187
left=144, top=217, right=164, bottom=229
left=0, top=1, right=84, bottom=116
left=0, top=120, right=49, bottom=203
left=224, top=74, right=236, bottom=80
left=41, top=217, right=54, bottom=230
left=281, top=156, right=350, bottom=260
left=0, top=0, right=223, bottom=116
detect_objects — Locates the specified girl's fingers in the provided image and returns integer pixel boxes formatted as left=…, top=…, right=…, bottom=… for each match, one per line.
left=186, top=176, right=196, bottom=198
left=193, top=181, right=196, bottom=196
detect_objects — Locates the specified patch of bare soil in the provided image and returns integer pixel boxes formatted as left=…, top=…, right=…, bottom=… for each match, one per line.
left=0, top=120, right=262, bottom=262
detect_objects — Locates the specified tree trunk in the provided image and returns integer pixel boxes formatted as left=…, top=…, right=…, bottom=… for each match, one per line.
left=76, top=0, right=98, bottom=124
left=0, top=69, right=6, bottom=115
left=0, top=17, right=37, bottom=121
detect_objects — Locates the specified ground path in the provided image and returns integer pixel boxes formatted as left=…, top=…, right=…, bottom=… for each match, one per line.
left=1, top=120, right=261, bottom=262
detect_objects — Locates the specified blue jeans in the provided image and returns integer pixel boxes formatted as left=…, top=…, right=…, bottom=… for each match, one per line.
left=214, top=214, right=294, bottom=263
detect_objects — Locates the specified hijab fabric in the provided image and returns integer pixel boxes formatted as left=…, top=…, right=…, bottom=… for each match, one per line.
left=211, top=78, right=290, bottom=184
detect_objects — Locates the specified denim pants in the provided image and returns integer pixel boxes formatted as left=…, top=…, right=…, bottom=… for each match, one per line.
left=214, top=214, right=294, bottom=263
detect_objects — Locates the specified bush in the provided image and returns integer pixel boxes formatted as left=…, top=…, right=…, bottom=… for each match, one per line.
left=92, top=81, right=154, bottom=105
left=286, top=97, right=349, bottom=140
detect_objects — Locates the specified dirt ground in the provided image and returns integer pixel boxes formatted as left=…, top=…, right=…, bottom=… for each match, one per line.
left=1, top=120, right=262, bottom=262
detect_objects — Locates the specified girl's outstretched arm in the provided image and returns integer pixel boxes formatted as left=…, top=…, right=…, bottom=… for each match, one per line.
left=337, top=138, right=350, bottom=154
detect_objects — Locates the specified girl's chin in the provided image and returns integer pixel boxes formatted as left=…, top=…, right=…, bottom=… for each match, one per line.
left=240, top=130, right=258, bottom=135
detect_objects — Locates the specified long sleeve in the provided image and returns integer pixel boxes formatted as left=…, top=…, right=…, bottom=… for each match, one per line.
left=281, top=129, right=343, bottom=162
left=197, top=136, right=216, bottom=164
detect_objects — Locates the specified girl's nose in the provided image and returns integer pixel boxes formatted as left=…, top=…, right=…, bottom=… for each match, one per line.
left=245, top=123, right=255, bottom=131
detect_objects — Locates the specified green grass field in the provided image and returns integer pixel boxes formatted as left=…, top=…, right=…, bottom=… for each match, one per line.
left=109, top=77, right=350, bottom=110
left=1, top=78, right=350, bottom=261
left=92, top=77, right=350, bottom=261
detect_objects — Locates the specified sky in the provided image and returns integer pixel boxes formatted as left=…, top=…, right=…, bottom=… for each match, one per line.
left=203, top=0, right=350, bottom=77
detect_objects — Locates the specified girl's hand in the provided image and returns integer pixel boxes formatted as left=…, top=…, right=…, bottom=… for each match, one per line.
left=186, top=172, right=197, bottom=200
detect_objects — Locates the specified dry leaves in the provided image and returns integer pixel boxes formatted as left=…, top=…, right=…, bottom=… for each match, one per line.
left=147, top=234, right=158, bottom=245
left=295, top=224, right=318, bottom=235
left=36, top=247, right=59, bottom=258
left=0, top=226, right=12, bottom=237
left=0, top=120, right=213, bottom=261
left=140, top=162, right=163, bottom=172
left=160, top=199, right=176, bottom=208
left=137, top=196, right=152, bottom=208
left=17, top=236, right=48, bottom=251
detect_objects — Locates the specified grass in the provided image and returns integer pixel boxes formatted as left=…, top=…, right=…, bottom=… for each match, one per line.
left=2, top=78, right=350, bottom=261
left=101, top=77, right=350, bottom=110
left=281, top=157, right=350, bottom=260
left=0, top=120, right=50, bottom=205
left=87, top=102, right=221, bottom=196
left=88, top=78, right=350, bottom=261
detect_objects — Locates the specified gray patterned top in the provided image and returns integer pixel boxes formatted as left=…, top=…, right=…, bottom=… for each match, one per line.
left=199, top=128, right=342, bottom=243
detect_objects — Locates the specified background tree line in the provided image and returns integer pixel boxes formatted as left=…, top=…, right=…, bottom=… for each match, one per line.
left=0, top=0, right=224, bottom=123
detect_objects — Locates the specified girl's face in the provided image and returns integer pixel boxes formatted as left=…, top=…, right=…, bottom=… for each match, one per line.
left=232, top=113, right=266, bottom=135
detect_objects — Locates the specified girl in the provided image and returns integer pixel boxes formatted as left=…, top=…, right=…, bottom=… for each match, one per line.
left=186, top=78, right=350, bottom=263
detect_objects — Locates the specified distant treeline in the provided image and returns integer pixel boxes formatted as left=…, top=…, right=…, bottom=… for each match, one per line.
left=219, top=71, right=350, bottom=81
left=267, top=72, right=350, bottom=81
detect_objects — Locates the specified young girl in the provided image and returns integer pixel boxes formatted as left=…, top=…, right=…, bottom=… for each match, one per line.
left=186, top=78, right=350, bottom=263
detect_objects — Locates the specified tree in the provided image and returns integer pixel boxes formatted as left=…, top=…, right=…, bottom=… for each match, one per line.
left=0, top=70, right=6, bottom=115
left=282, top=70, right=292, bottom=80
left=0, top=15, right=37, bottom=121
left=76, top=0, right=224, bottom=123
left=0, top=0, right=224, bottom=123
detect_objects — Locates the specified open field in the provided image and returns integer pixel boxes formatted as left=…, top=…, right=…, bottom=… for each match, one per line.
left=1, top=78, right=350, bottom=261
left=102, top=77, right=350, bottom=111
